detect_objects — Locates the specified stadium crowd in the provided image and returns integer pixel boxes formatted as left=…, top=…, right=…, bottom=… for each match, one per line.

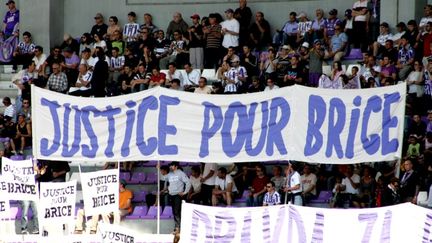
left=1, top=0, right=432, bottom=236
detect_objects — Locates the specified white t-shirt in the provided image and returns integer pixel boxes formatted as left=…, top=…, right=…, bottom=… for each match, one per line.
left=32, top=54, right=47, bottom=72
left=75, top=71, right=93, bottom=90
left=301, top=173, right=317, bottom=195
left=189, top=176, right=202, bottom=193
left=353, top=0, right=368, bottom=22
left=377, top=33, right=393, bottom=46
left=202, top=163, right=217, bottom=186
left=4, top=104, right=16, bottom=121
left=221, top=18, right=240, bottom=48
left=264, top=85, right=280, bottom=92
left=194, top=86, right=212, bottom=94
left=166, top=69, right=183, bottom=83
left=215, top=174, right=238, bottom=193
left=420, top=17, right=432, bottom=29
left=287, top=171, right=302, bottom=194
left=342, top=174, right=360, bottom=194
left=93, top=40, right=107, bottom=51
left=181, top=69, right=201, bottom=86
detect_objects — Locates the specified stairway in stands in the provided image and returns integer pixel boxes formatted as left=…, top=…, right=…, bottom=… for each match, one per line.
left=0, top=65, right=20, bottom=113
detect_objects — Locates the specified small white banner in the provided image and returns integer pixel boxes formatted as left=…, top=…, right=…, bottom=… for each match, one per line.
left=80, top=169, right=119, bottom=216
left=0, top=188, right=10, bottom=219
left=39, top=180, right=76, bottom=224
left=180, top=202, right=432, bottom=243
left=0, top=158, right=37, bottom=201
left=99, top=222, right=137, bottom=243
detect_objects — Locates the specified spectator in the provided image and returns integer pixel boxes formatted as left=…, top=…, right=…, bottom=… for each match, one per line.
left=309, top=9, right=326, bottom=42
left=90, top=13, right=108, bottom=39
left=425, top=58, right=432, bottom=111
left=12, top=31, right=35, bottom=73
left=282, top=55, right=304, bottom=86
left=78, top=33, right=93, bottom=57
left=182, top=63, right=200, bottom=91
left=296, top=12, right=312, bottom=46
left=107, top=16, right=121, bottom=41
left=92, top=33, right=107, bottom=54
left=222, top=46, right=240, bottom=63
left=16, top=98, right=30, bottom=122
left=341, top=74, right=359, bottom=89
left=318, top=61, right=343, bottom=89
left=69, top=64, right=92, bottom=97
left=352, top=166, right=375, bottom=208
left=275, top=12, right=298, bottom=49
left=221, top=9, right=240, bottom=51
left=381, top=39, right=398, bottom=63
left=247, top=164, right=269, bottom=206
left=420, top=22, right=432, bottom=67
left=130, top=64, right=150, bottom=92
left=46, top=63, right=68, bottom=93
left=372, top=22, right=393, bottom=57
left=283, top=162, right=302, bottom=205
left=338, top=165, right=360, bottom=207
left=301, top=164, right=317, bottom=205
left=406, top=61, right=424, bottom=114
left=203, top=13, right=222, bottom=69
left=308, top=39, right=324, bottom=87
left=3, top=0, right=19, bottom=38
left=10, top=113, right=30, bottom=155
left=264, top=78, right=279, bottom=91
left=90, top=50, right=108, bottom=97
left=408, top=114, right=426, bottom=140
left=188, top=14, right=204, bottom=70
left=119, top=65, right=135, bottom=94
left=164, top=161, right=191, bottom=232
left=367, top=0, right=381, bottom=44
left=194, top=77, right=212, bottom=94
left=248, top=11, right=271, bottom=50
left=234, top=0, right=252, bottom=47
left=270, top=165, right=285, bottom=194
left=149, top=67, right=166, bottom=88
left=187, top=165, right=202, bottom=204
left=399, top=160, right=420, bottom=203
left=263, top=181, right=281, bottom=206
left=275, top=45, right=292, bottom=82
left=212, top=167, right=238, bottom=206
left=326, top=23, right=348, bottom=62
left=240, top=45, right=258, bottom=79
left=139, top=45, right=157, bottom=71
left=166, top=12, right=189, bottom=40
left=165, top=62, right=183, bottom=84
left=324, top=9, right=341, bottom=44
left=103, top=179, right=133, bottom=225
left=170, top=78, right=183, bottom=91
left=123, top=12, right=140, bottom=47
left=109, top=47, right=125, bottom=83
left=247, top=76, right=264, bottom=93
left=61, top=47, right=80, bottom=88
left=32, top=45, right=47, bottom=83
left=154, top=30, right=171, bottom=64
left=381, top=177, right=401, bottom=206
left=259, top=48, right=277, bottom=82
left=420, top=5, right=432, bottom=32
left=352, top=0, right=369, bottom=54
left=159, top=30, right=188, bottom=69
left=12, top=61, right=36, bottom=109
left=140, top=13, right=158, bottom=36
left=60, top=33, right=80, bottom=55
left=138, top=27, right=156, bottom=52
left=44, top=46, right=65, bottom=77
left=110, top=30, right=126, bottom=55
left=200, top=162, right=217, bottom=205
left=342, top=9, right=354, bottom=45
left=405, top=134, right=421, bottom=161
left=224, top=56, right=247, bottom=94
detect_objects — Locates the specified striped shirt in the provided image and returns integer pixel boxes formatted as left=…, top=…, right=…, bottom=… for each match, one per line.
left=263, top=191, right=281, bottom=206
left=224, top=66, right=247, bottom=93
left=17, top=41, right=35, bottom=54
left=123, top=23, right=140, bottom=43
left=110, top=56, right=125, bottom=69
left=424, top=71, right=432, bottom=97
left=205, top=24, right=222, bottom=49
left=398, top=45, right=414, bottom=65
left=76, top=71, right=93, bottom=90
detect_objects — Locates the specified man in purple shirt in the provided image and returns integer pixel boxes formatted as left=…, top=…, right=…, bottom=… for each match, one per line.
left=3, top=0, right=19, bottom=38
left=61, top=47, right=80, bottom=88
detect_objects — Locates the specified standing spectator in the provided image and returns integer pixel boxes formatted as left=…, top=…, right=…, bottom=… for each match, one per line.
left=259, top=48, right=277, bottom=82
left=419, top=22, right=432, bottom=67
left=60, top=34, right=80, bottom=55
left=10, top=113, right=30, bottom=155
left=381, top=177, right=400, bottom=206
left=342, top=9, right=354, bottom=45
left=352, top=166, right=375, bottom=208
left=367, top=0, right=381, bottom=44
left=301, top=164, right=317, bottom=205
left=164, top=162, right=191, bottom=232
left=248, top=11, right=271, bottom=51
left=247, top=164, right=269, bottom=206
left=223, top=56, right=247, bottom=93
left=234, top=0, right=252, bottom=47
left=424, top=57, right=432, bottom=112
left=270, top=166, right=285, bottom=194
left=212, top=167, right=238, bottom=206
left=106, top=16, right=121, bottom=42
left=352, top=0, right=369, bottom=54
left=221, top=9, right=240, bottom=51
left=90, top=50, right=108, bottom=97
left=194, top=77, right=212, bottom=94
left=3, top=0, right=19, bottom=38
left=11, top=31, right=35, bottom=73
left=283, top=162, right=302, bottom=205
left=166, top=12, right=189, bottom=40
left=200, top=163, right=217, bottom=205
left=203, top=13, right=222, bottom=69
left=326, top=23, right=348, bottom=62
left=187, top=166, right=202, bottom=204
left=308, top=39, right=324, bottom=87
left=406, top=61, right=424, bottom=114
left=90, top=13, right=108, bottom=39
left=46, top=63, right=68, bottom=93
left=240, top=45, right=257, bottom=80
left=282, top=55, right=304, bottom=86
left=399, top=160, right=420, bottom=203
left=138, top=27, right=156, bottom=52
left=188, top=14, right=204, bottom=70
left=263, top=181, right=281, bottom=206
left=12, top=61, right=36, bottom=110
left=397, top=34, right=415, bottom=80
left=406, top=20, right=421, bottom=61
left=140, top=13, right=159, bottom=36
left=123, top=12, right=140, bottom=48
left=324, top=9, right=341, bottom=44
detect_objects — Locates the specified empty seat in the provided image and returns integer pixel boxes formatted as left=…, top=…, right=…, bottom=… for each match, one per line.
left=132, top=191, right=147, bottom=203
left=141, top=206, right=160, bottom=219
left=126, top=206, right=147, bottom=219
left=10, top=155, right=24, bottom=161
left=129, top=172, right=145, bottom=184
left=120, top=172, right=131, bottom=182
left=309, top=191, right=332, bottom=204
left=201, top=69, right=217, bottom=81
left=143, top=172, right=157, bottom=184
left=236, top=190, right=249, bottom=203
left=417, top=191, right=428, bottom=207
left=160, top=206, right=173, bottom=219
left=344, top=48, right=363, bottom=60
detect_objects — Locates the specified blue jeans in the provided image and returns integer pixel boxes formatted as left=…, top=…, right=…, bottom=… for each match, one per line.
left=247, top=194, right=264, bottom=207
left=21, top=200, right=38, bottom=230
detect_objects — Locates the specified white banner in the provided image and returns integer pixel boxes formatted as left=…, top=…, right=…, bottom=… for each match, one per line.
left=0, top=189, right=10, bottom=219
left=98, top=222, right=137, bottom=243
left=80, top=169, right=119, bottom=216
left=39, top=180, right=76, bottom=224
left=32, top=84, right=405, bottom=163
left=0, top=158, right=38, bottom=201
left=180, top=202, right=431, bottom=243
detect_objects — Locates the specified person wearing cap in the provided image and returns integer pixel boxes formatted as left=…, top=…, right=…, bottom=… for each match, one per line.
left=91, top=13, right=108, bottom=39
left=224, top=55, right=247, bottom=94
left=234, top=0, right=252, bottom=47
left=248, top=11, right=271, bottom=51
left=326, top=23, right=348, bottom=62
left=308, top=39, right=324, bottom=87
left=372, top=22, right=393, bottom=57
left=60, top=33, right=80, bottom=56
left=188, top=14, right=204, bottom=70
left=275, top=12, right=298, bottom=48
left=296, top=12, right=311, bottom=42
left=203, top=13, right=223, bottom=69
left=123, top=11, right=140, bottom=45
left=221, top=8, right=240, bottom=50
left=3, top=0, right=19, bottom=38
left=11, top=31, right=35, bottom=73
left=164, top=161, right=191, bottom=231
left=166, top=12, right=189, bottom=40
left=324, top=9, right=341, bottom=43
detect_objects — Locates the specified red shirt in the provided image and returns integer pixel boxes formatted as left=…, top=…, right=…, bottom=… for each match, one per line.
left=422, top=32, right=432, bottom=57
left=150, top=72, right=166, bottom=85
left=251, top=176, right=269, bottom=193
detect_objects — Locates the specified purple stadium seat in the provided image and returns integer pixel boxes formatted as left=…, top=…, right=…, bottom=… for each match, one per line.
left=132, top=191, right=147, bottom=203
left=141, top=206, right=160, bottom=219
left=120, top=172, right=131, bottom=182
left=160, top=161, right=170, bottom=166
left=344, top=48, right=363, bottom=60
left=179, top=162, right=189, bottom=167
left=0, top=137, right=9, bottom=143
left=144, top=172, right=157, bottom=184
left=126, top=206, right=147, bottom=219
left=309, top=191, right=332, bottom=204
left=236, top=190, right=249, bottom=203
left=10, top=155, right=24, bottom=160
left=9, top=207, right=18, bottom=220
left=25, top=155, right=33, bottom=160
left=160, top=206, right=173, bottom=219
left=142, top=160, right=158, bottom=167
left=130, top=172, right=145, bottom=184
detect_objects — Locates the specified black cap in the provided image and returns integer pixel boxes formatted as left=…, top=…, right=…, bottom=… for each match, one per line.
left=128, top=11, right=136, bottom=17
left=6, top=0, right=15, bottom=5
left=329, top=9, right=337, bottom=16
left=345, top=9, right=352, bottom=17
left=169, top=161, right=179, bottom=167
left=209, top=13, right=218, bottom=18
left=380, top=22, right=389, bottom=28
left=225, top=8, right=234, bottom=13
left=82, top=48, right=91, bottom=53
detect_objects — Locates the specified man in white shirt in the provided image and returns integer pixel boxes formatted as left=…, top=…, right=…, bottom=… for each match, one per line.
left=420, top=5, right=432, bottom=32
left=212, top=167, right=238, bottom=206
left=3, top=97, right=16, bottom=122
left=32, top=46, right=47, bottom=79
left=340, top=165, right=360, bottom=206
left=301, top=164, right=317, bottom=204
left=166, top=62, right=183, bottom=84
left=224, top=56, right=247, bottom=94
left=263, top=181, right=281, bottom=206
left=194, top=77, right=212, bottom=94
left=109, top=47, right=125, bottom=83
left=200, top=163, right=217, bottom=205
left=181, top=63, right=201, bottom=91
left=187, top=165, right=202, bottom=204
left=221, top=8, right=240, bottom=50
left=264, top=78, right=279, bottom=92
left=372, top=22, right=393, bottom=57
left=284, top=162, right=302, bottom=205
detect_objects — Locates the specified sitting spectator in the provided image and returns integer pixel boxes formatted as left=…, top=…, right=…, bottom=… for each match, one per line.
left=308, top=9, right=326, bottom=42
left=110, top=30, right=126, bottom=55
left=275, top=45, right=292, bottom=83
left=223, top=56, right=247, bottom=94
left=149, top=67, right=166, bottom=88
left=240, top=45, right=258, bottom=79
left=424, top=57, right=432, bottom=111
left=69, top=64, right=93, bottom=97
left=282, top=55, right=304, bottom=86
left=141, top=13, right=159, bottom=36
left=103, top=179, right=133, bottom=225
left=408, top=114, right=426, bottom=140
left=348, top=66, right=361, bottom=88
left=165, top=62, right=183, bottom=84
left=60, top=33, right=80, bottom=55
left=420, top=5, right=432, bottom=32
left=222, top=46, right=240, bottom=64
left=405, top=134, right=421, bottom=161
left=275, top=12, right=298, bottom=48
left=283, top=162, right=302, bottom=205
left=139, top=46, right=157, bottom=71
left=12, top=61, right=36, bottom=109
left=3, top=97, right=16, bottom=122
left=159, top=30, right=188, bottom=69
left=212, top=167, right=238, bottom=206
left=233, top=164, right=255, bottom=196
left=32, top=46, right=47, bottom=84
left=399, top=160, right=420, bottom=203
left=61, top=47, right=80, bottom=88
left=154, top=30, right=171, bottom=62
left=169, top=78, right=183, bottom=91
left=392, top=22, right=407, bottom=47
left=246, top=164, right=269, bottom=206
left=427, top=111, right=432, bottom=133
left=123, top=12, right=140, bottom=47
left=372, top=22, right=393, bottom=57
left=263, top=181, right=281, bottom=206
left=79, top=33, right=93, bottom=56
left=92, top=33, right=107, bottom=54
left=247, top=76, right=264, bottom=93
left=109, top=47, right=125, bottom=83
left=187, top=165, right=202, bottom=204
left=325, top=23, right=348, bottom=61
left=264, top=78, right=279, bottom=91
left=90, top=13, right=108, bottom=39
left=16, top=98, right=31, bottom=123
left=301, top=164, right=317, bottom=205
left=341, top=74, right=359, bottom=89
left=381, top=39, right=398, bottom=63
left=10, top=113, right=31, bottom=155
left=46, top=63, right=68, bottom=93
left=119, top=65, right=135, bottom=94
left=107, top=16, right=121, bottom=41
left=396, top=34, right=415, bottom=80
left=379, top=55, right=397, bottom=85
left=12, top=31, right=35, bottom=73
left=123, top=47, right=139, bottom=70
left=420, top=22, right=432, bottom=66
left=318, top=61, right=344, bottom=89
left=337, top=165, right=360, bottom=207
left=130, top=64, right=150, bottom=92
left=352, top=166, right=375, bottom=208
left=194, top=77, right=212, bottom=94
left=182, top=63, right=200, bottom=91
left=381, top=177, right=401, bottom=206
left=166, top=12, right=189, bottom=40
